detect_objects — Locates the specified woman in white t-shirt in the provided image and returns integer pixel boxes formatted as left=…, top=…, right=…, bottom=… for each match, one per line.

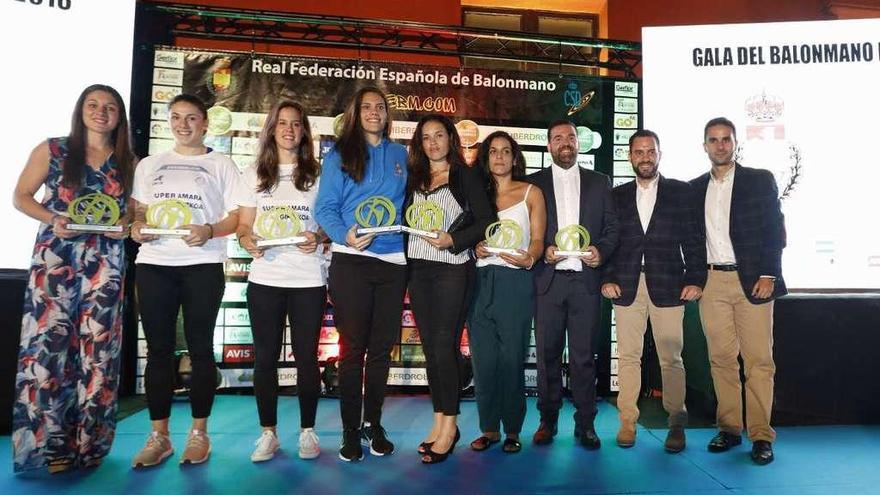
left=235, top=100, right=326, bottom=462
left=130, top=94, right=241, bottom=468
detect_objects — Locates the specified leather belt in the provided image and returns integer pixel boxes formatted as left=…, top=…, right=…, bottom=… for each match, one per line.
left=707, top=264, right=738, bottom=271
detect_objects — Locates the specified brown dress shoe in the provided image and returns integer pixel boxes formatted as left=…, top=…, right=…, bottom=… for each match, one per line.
left=616, top=424, right=636, bottom=448
left=532, top=422, right=557, bottom=445
left=664, top=426, right=686, bottom=453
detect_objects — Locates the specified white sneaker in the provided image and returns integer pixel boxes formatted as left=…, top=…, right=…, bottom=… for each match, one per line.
left=251, top=430, right=281, bottom=462
left=298, top=428, right=321, bottom=459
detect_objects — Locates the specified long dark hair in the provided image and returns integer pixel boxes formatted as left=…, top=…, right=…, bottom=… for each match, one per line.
left=476, top=130, right=526, bottom=204
left=336, top=86, right=393, bottom=183
left=255, top=100, right=320, bottom=192
left=63, top=84, right=135, bottom=197
left=407, top=114, right=466, bottom=193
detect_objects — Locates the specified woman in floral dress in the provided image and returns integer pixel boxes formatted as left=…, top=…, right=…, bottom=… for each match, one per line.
left=11, top=84, right=135, bottom=473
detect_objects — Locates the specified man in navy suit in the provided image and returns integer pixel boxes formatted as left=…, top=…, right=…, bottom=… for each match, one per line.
left=601, top=129, right=706, bottom=453
left=530, top=120, right=619, bottom=449
left=690, top=117, right=787, bottom=465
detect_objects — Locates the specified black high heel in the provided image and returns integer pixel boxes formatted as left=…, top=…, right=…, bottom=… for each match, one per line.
left=417, top=441, right=434, bottom=454
left=421, top=427, right=460, bottom=464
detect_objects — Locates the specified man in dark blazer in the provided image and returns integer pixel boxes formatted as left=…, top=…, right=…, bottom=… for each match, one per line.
left=600, top=129, right=706, bottom=453
left=690, top=117, right=787, bottom=465
left=529, top=120, right=619, bottom=448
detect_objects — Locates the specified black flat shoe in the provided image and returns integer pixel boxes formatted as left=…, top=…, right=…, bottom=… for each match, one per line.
left=750, top=440, right=774, bottom=465
left=707, top=431, right=742, bottom=452
left=470, top=435, right=500, bottom=451
left=502, top=438, right=522, bottom=453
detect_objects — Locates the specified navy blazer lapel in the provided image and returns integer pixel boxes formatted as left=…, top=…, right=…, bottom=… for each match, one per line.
left=578, top=167, right=590, bottom=226
left=729, top=163, right=744, bottom=231
left=620, top=180, right=642, bottom=235
left=539, top=168, right=559, bottom=230
left=692, top=172, right=710, bottom=230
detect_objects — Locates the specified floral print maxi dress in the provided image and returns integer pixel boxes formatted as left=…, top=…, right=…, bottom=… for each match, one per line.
left=13, top=137, right=126, bottom=472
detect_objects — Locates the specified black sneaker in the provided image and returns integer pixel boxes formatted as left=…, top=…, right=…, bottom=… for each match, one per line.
left=361, top=423, right=394, bottom=456
left=339, top=428, right=364, bottom=462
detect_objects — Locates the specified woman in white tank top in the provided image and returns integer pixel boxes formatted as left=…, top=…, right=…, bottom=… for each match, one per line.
left=467, top=131, right=546, bottom=454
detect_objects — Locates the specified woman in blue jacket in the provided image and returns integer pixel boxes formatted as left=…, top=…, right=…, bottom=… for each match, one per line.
left=315, top=86, right=407, bottom=462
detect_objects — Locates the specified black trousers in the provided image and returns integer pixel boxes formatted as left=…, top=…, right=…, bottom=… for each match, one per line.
left=534, top=272, right=601, bottom=429
left=328, top=253, right=406, bottom=430
left=136, top=263, right=224, bottom=420
left=407, top=259, right=473, bottom=416
left=247, top=282, right=326, bottom=428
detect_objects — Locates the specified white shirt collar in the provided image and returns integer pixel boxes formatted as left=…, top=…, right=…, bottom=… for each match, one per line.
left=709, top=164, right=735, bottom=185
left=551, top=161, right=579, bottom=177
left=636, top=174, right=659, bottom=191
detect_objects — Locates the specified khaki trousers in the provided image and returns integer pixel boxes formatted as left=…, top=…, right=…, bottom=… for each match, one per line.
left=699, top=270, right=776, bottom=442
left=616, top=274, right=687, bottom=427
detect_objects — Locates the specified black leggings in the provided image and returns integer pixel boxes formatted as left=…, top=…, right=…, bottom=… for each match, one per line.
left=136, top=263, right=224, bottom=420
left=407, top=259, right=473, bottom=416
left=247, top=282, right=326, bottom=428
left=328, top=253, right=406, bottom=430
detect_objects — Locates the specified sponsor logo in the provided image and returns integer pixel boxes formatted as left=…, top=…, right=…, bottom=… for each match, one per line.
left=401, top=309, right=416, bottom=327
left=222, top=282, right=248, bottom=303
left=224, top=327, right=253, bottom=344
left=399, top=345, right=426, bottom=362
left=278, top=368, right=298, bottom=386
left=207, top=106, right=233, bottom=136
left=150, top=121, right=172, bottom=139
left=223, top=345, right=254, bottom=363
left=152, top=85, right=182, bottom=103
left=386, top=93, right=457, bottom=114
left=154, top=50, right=185, bottom=69
left=319, top=326, right=338, bottom=344
left=524, top=369, right=538, bottom=387
left=613, top=161, right=635, bottom=178
left=614, top=80, right=639, bottom=97
left=566, top=85, right=597, bottom=117
left=151, top=103, right=169, bottom=121
left=455, top=120, right=480, bottom=148
left=614, top=96, right=638, bottom=113
left=231, top=136, right=260, bottom=155
left=225, top=260, right=251, bottom=277
left=613, top=145, right=630, bottom=161
left=613, top=129, right=636, bottom=145
left=614, top=113, right=638, bottom=129
left=153, top=68, right=184, bottom=87
left=400, top=327, right=421, bottom=344
left=224, top=308, right=251, bottom=326
left=387, top=367, right=429, bottom=386
left=227, top=239, right=252, bottom=259
left=317, top=344, right=339, bottom=361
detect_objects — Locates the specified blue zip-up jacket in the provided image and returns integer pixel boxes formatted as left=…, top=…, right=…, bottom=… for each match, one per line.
left=315, top=138, right=408, bottom=255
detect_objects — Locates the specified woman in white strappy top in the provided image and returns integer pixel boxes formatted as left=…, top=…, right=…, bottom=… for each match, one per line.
left=468, top=131, right=546, bottom=454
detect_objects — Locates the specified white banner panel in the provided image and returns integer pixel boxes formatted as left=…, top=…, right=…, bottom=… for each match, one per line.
left=644, top=19, right=880, bottom=289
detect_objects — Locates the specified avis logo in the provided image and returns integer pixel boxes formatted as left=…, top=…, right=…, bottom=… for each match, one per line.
left=224, top=345, right=254, bottom=362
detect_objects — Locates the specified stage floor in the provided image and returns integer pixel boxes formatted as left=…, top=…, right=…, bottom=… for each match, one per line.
left=2, top=395, right=879, bottom=494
